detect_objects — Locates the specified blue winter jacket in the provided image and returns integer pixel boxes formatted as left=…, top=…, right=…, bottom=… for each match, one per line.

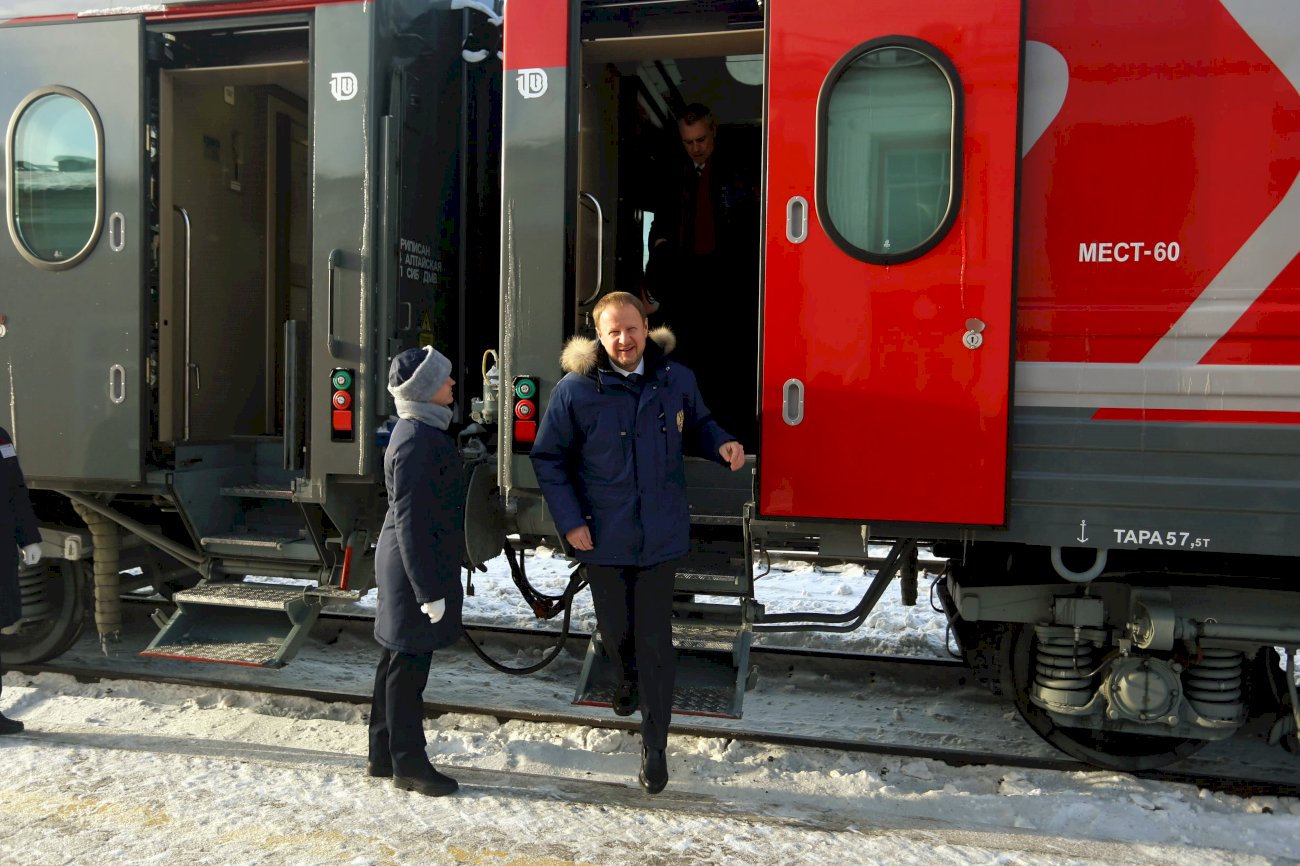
left=374, top=418, right=465, bottom=654
left=530, top=327, right=735, bottom=567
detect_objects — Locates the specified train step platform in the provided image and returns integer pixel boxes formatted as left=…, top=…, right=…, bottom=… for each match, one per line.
left=140, top=581, right=358, bottom=667
left=573, top=565, right=755, bottom=718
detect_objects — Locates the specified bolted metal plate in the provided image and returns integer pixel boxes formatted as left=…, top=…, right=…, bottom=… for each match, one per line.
left=173, top=583, right=307, bottom=610
left=142, top=639, right=285, bottom=667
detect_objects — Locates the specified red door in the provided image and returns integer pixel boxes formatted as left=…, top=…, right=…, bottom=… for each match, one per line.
left=759, top=0, right=1023, bottom=525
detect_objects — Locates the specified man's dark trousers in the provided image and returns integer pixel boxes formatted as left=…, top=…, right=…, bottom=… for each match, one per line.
left=369, top=647, right=434, bottom=775
left=586, top=561, right=677, bottom=750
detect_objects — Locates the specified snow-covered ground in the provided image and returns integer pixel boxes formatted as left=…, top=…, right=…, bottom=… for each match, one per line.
left=1, top=547, right=1298, bottom=865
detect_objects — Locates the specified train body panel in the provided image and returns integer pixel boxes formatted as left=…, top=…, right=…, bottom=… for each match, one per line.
left=1, top=0, right=1297, bottom=767
left=0, top=0, right=485, bottom=666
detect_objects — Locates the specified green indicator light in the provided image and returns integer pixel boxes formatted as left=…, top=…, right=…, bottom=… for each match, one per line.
left=515, top=378, right=536, bottom=399
left=332, top=370, right=353, bottom=390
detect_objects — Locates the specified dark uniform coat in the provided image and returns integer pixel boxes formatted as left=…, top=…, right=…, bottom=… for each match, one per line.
left=530, top=328, right=734, bottom=567
left=373, top=418, right=465, bottom=654
left=0, top=427, right=40, bottom=629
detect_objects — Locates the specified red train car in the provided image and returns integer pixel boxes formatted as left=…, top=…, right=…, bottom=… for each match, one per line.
left=496, top=0, right=1300, bottom=770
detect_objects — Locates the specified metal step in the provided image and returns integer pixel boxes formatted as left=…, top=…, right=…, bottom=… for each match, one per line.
left=675, top=562, right=747, bottom=595
left=199, top=532, right=320, bottom=562
left=141, top=581, right=323, bottom=668
left=573, top=613, right=753, bottom=719
left=219, top=483, right=295, bottom=499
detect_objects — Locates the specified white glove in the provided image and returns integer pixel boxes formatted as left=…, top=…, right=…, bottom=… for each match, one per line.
left=420, top=599, right=446, bottom=624
left=21, top=543, right=41, bottom=567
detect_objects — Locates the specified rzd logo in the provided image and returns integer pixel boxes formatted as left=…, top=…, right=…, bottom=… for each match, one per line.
left=516, top=68, right=548, bottom=99
left=329, top=72, right=358, bottom=101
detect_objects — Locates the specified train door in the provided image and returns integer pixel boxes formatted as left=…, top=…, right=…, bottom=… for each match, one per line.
left=158, top=60, right=309, bottom=445
left=759, top=0, right=1023, bottom=525
left=0, top=18, right=146, bottom=483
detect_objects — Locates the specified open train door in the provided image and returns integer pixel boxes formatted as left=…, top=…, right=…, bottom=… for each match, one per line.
left=0, top=17, right=145, bottom=484
left=758, top=0, right=1023, bottom=526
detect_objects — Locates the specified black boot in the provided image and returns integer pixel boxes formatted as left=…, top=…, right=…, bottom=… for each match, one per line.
left=639, top=746, right=667, bottom=795
left=394, top=766, right=459, bottom=797
left=366, top=759, right=393, bottom=778
left=612, top=679, right=639, bottom=717
left=0, top=713, right=23, bottom=736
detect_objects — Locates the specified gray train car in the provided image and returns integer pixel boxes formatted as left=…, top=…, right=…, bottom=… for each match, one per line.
left=0, top=0, right=499, bottom=666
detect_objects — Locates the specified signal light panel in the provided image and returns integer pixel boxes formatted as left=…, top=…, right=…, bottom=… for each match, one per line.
left=512, top=375, right=538, bottom=453
left=331, top=367, right=355, bottom=442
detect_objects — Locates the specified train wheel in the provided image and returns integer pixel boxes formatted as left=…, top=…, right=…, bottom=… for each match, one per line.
left=0, top=560, right=87, bottom=665
left=999, top=622, right=1206, bottom=771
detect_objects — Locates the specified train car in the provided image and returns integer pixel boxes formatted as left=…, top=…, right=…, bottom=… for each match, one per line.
left=2, top=0, right=1297, bottom=774
left=0, top=0, right=501, bottom=664
left=494, top=0, right=1300, bottom=771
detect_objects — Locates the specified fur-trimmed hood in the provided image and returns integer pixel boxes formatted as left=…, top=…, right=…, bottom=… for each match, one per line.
left=559, top=325, right=676, bottom=376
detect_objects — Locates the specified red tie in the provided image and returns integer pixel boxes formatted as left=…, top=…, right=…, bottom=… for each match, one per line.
left=693, top=163, right=716, bottom=256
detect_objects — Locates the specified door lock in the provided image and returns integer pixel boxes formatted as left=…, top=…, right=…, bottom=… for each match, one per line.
left=962, top=318, right=985, bottom=350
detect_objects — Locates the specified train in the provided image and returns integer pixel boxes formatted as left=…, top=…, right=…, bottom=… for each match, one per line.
left=0, top=0, right=1297, bottom=773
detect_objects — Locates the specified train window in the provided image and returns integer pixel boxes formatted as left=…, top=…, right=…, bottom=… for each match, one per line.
left=6, top=87, right=104, bottom=270
left=817, top=38, right=962, bottom=265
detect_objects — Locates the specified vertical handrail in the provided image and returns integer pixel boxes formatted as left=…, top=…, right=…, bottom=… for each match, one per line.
left=577, top=191, right=603, bottom=305
left=326, top=249, right=342, bottom=358
left=174, top=206, right=193, bottom=440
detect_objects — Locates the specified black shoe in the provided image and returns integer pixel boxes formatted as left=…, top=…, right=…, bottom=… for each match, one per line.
left=394, top=767, right=459, bottom=797
left=366, top=760, right=392, bottom=778
left=612, top=680, right=639, bottom=717
left=639, top=747, right=667, bottom=795
left=0, top=714, right=23, bottom=736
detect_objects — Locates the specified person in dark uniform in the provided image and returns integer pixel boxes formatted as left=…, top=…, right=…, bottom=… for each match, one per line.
left=645, top=102, right=760, bottom=448
left=530, top=292, right=746, bottom=794
left=1, top=426, right=42, bottom=735
left=367, top=346, right=464, bottom=797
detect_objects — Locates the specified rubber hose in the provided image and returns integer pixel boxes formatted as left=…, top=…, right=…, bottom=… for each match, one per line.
left=72, top=501, right=122, bottom=643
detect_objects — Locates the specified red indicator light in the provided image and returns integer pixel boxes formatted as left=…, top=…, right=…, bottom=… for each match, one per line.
left=332, top=390, right=352, bottom=409
left=515, top=399, right=536, bottom=420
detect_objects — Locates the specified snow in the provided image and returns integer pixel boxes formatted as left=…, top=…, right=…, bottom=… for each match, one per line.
left=2, top=547, right=1298, bottom=865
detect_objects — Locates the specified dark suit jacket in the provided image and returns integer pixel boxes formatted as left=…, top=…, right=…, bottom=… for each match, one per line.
left=648, top=150, right=758, bottom=264
left=0, top=427, right=40, bottom=628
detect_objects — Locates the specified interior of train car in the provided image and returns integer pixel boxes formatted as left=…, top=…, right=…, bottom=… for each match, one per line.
left=575, top=21, right=765, bottom=447
left=151, top=25, right=311, bottom=457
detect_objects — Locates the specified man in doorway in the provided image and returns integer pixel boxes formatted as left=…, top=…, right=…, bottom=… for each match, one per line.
left=645, top=102, right=760, bottom=447
left=530, top=291, right=746, bottom=795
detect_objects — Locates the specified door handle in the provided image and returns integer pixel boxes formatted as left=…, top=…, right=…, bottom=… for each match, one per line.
left=786, top=196, right=808, bottom=244
left=782, top=378, right=805, bottom=425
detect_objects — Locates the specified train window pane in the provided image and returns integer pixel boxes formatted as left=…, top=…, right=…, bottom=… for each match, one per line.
left=821, top=44, right=958, bottom=263
left=8, top=90, right=101, bottom=268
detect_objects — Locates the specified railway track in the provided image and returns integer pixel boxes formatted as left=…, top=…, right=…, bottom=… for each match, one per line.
left=11, top=603, right=1300, bottom=800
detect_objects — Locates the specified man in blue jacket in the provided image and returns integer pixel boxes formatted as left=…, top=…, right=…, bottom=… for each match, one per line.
left=530, top=291, right=746, bottom=794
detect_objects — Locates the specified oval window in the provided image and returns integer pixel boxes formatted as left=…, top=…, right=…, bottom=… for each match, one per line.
left=818, top=38, right=961, bottom=264
left=7, top=87, right=103, bottom=270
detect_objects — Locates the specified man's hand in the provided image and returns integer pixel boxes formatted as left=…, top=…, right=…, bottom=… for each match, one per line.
left=565, top=525, right=593, bottom=551
left=719, top=441, right=745, bottom=471
left=420, top=599, right=446, bottom=624
left=20, top=543, right=41, bottom=566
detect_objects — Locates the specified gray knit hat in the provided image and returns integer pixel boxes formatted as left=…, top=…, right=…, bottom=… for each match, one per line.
left=387, top=346, right=452, bottom=402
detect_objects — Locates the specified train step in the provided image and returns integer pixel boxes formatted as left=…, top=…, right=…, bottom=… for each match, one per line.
left=140, top=581, right=342, bottom=667
left=573, top=614, right=754, bottom=719
left=199, top=532, right=320, bottom=561
left=219, top=482, right=295, bottom=500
